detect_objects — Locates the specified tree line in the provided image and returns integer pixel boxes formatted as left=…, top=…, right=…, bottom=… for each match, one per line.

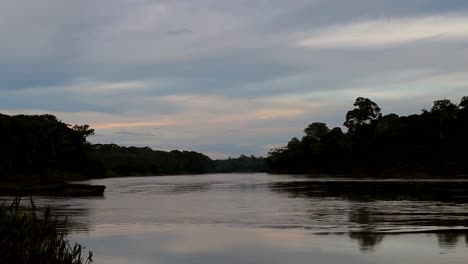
left=90, top=144, right=215, bottom=177
left=3, top=95, right=466, bottom=180
left=214, top=155, right=267, bottom=173
left=0, top=114, right=100, bottom=181
left=267, top=96, right=468, bottom=176
left=0, top=113, right=265, bottom=182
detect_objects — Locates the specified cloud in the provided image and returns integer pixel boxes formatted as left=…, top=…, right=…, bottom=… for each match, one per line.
left=166, top=28, right=193, bottom=35
left=0, top=94, right=324, bottom=157
left=1, top=1, right=468, bottom=157
left=299, top=14, right=468, bottom=48
left=93, top=120, right=177, bottom=130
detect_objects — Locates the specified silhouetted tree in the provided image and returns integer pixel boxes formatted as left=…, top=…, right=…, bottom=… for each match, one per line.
left=0, top=113, right=221, bottom=181
left=268, top=96, right=468, bottom=176
left=0, top=114, right=102, bottom=181
left=304, top=122, right=330, bottom=140
left=72, top=125, right=95, bottom=141
left=344, top=97, right=382, bottom=133
left=460, top=96, right=468, bottom=109
left=431, top=99, right=458, bottom=140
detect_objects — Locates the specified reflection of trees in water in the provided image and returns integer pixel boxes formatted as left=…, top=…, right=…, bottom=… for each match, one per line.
left=269, top=180, right=468, bottom=202
left=349, top=207, right=376, bottom=225
left=349, top=232, right=384, bottom=252
left=347, top=205, right=468, bottom=251
left=348, top=207, right=385, bottom=252
left=437, top=233, right=460, bottom=248
left=270, top=180, right=468, bottom=251
left=436, top=233, right=468, bottom=249
left=348, top=209, right=468, bottom=251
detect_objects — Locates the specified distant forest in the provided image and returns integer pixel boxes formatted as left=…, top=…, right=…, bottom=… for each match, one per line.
left=0, top=113, right=264, bottom=181
left=1, top=96, right=467, bottom=181
left=267, top=96, right=468, bottom=176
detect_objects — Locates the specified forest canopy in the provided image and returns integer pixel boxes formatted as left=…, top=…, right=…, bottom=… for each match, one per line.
left=267, top=96, right=468, bottom=176
left=0, top=114, right=265, bottom=181
left=2, top=96, right=467, bottom=181
left=0, top=114, right=100, bottom=180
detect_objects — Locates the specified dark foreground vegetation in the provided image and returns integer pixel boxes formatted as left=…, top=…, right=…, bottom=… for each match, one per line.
left=268, top=96, right=468, bottom=176
left=0, top=197, right=92, bottom=264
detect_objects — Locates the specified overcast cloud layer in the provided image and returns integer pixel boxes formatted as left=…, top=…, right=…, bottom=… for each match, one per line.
left=1, top=0, right=468, bottom=158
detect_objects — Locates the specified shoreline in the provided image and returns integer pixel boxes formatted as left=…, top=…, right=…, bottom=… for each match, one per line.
left=0, top=182, right=106, bottom=197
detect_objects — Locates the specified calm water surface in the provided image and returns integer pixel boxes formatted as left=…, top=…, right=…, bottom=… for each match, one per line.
left=19, top=174, right=468, bottom=263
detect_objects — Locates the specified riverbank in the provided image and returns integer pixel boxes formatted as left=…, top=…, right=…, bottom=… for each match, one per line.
left=0, top=181, right=105, bottom=197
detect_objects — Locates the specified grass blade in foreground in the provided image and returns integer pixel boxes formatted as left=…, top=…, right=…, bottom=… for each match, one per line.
left=0, top=197, right=93, bottom=264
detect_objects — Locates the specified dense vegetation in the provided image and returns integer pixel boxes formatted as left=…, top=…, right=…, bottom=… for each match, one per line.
left=0, top=113, right=216, bottom=180
left=90, top=144, right=215, bottom=177
left=0, top=113, right=266, bottom=181
left=0, top=197, right=92, bottom=264
left=0, top=114, right=101, bottom=181
left=88, top=145, right=268, bottom=177
left=5, top=96, right=465, bottom=179
left=214, top=155, right=267, bottom=173
left=268, top=96, right=468, bottom=176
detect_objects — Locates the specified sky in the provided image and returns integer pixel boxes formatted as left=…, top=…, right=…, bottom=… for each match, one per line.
left=1, top=0, right=468, bottom=158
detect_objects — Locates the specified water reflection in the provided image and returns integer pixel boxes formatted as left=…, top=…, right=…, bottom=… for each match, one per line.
left=46, top=202, right=92, bottom=232
left=270, top=180, right=468, bottom=201
left=28, top=177, right=468, bottom=252
left=270, top=179, right=468, bottom=251
left=4, top=174, right=468, bottom=263
left=348, top=207, right=385, bottom=251
left=0, top=197, right=94, bottom=232
left=349, top=232, right=385, bottom=252
left=436, top=233, right=468, bottom=248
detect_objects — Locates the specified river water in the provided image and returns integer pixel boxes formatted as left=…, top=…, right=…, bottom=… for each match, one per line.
left=18, top=173, right=468, bottom=263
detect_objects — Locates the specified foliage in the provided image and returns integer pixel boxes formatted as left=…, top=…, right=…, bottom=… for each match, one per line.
left=0, top=114, right=102, bottom=181
left=90, top=144, right=216, bottom=176
left=304, top=122, right=330, bottom=140
left=344, top=97, right=382, bottom=133
left=268, top=96, right=468, bottom=176
left=0, top=113, right=253, bottom=180
left=214, top=155, right=267, bottom=173
left=0, top=197, right=93, bottom=264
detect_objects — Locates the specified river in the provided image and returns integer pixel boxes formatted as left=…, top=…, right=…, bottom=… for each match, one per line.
left=18, top=173, right=468, bottom=263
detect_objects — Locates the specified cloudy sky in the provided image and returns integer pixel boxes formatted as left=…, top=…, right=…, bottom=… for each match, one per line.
left=1, top=0, right=468, bottom=158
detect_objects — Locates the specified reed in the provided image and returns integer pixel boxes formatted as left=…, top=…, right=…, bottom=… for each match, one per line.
left=0, top=197, right=93, bottom=264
